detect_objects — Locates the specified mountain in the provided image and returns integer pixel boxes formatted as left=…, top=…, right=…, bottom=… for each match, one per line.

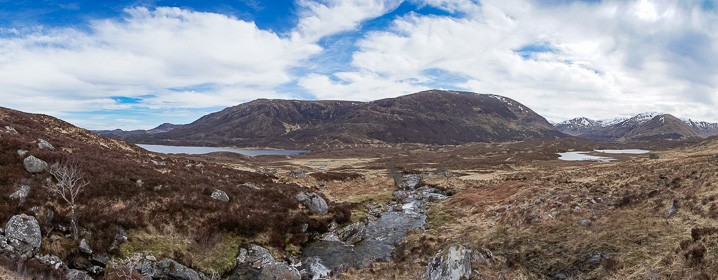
left=95, top=122, right=181, bottom=138
left=556, top=112, right=709, bottom=141
left=125, top=90, right=563, bottom=148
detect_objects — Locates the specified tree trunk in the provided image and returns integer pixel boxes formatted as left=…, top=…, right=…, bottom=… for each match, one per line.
left=70, top=205, right=78, bottom=240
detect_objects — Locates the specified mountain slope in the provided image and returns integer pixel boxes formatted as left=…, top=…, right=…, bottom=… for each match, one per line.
left=95, top=122, right=181, bottom=138
left=128, top=90, right=563, bottom=147
left=556, top=113, right=705, bottom=141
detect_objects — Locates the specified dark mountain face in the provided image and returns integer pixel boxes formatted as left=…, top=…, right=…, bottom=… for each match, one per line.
left=556, top=113, right=705, bottom=141
left=127, top=90, right=563, bottom=148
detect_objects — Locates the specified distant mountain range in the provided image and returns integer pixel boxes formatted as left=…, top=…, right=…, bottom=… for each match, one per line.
left=555, top=112, right=718, bottom=141
left=95, top=123, right=181, bottom=138
left=109, top=90, right=563, bottom=148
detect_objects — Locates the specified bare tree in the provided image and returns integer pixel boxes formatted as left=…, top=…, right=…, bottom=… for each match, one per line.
left=44, top=161, right=88, bottom=240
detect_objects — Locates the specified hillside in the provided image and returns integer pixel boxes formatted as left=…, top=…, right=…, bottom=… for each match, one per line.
left=127, top=90, right=563, bottom=148
left=95, top=123, right=181, bottom=138
left=0, top=107, right=348, bottom=278
left=556, top=113, right=710, bottom=141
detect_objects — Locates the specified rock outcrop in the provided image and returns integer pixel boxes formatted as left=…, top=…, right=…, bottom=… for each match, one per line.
left=233, top=244, right=300, bottom=280
left=426, top=244, right=472, bottom=280
left=4, top=214, right=42, bottom=257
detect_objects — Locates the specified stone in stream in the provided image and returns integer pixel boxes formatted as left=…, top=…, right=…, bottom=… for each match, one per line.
left=425, top=244, right=472, bottom=280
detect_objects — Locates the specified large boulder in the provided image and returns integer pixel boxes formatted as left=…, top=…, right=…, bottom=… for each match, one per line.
left=23, top=156, right=48, bottom=173
left=304, top=193, right=328, bottom=215
left=4, top=214, right=42, bottom=257
left=425, top=244, right=472, bottom=280
left=211, top=189, right=230, bottom=203
left=37, top=138, right=54, bottom=150
left=237, top=244, right=275, bottom=269
left=156, top=258, right=209, bottom=280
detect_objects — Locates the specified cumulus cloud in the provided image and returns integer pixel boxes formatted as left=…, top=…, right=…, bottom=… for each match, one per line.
left=306, top=0, right=718, bottom=122
left=293, top=0, right=403, bottom=41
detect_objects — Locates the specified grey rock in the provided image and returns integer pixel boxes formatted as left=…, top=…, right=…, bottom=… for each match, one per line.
left=259, top=262, right=301, bottom=280
left=304, top=193, right=328, bottom=215
left=91, top=254, right=109, bottom=267
left=156, top=258, right=209, bottom=280
left=150, top=160, right=166, bottom=166
left=295, top=192, right=308, bottom=202
left=23, top=155, right=48, bottom=173
left=79, top=239, right=93, bottom=255
left=211, top=189, right=230, bottom=203
left=5, top=214, right=42, bottom=257
left=4, top=126, right=19, bottom=134
left=17, top=149, right=28, bottom=157
left=393, top=191, right=409, bottom=203
left=398, top=174, right=422, bottom=190
left=87, top=265, right=104, bottom=275
left=288, top=170, right=307, bottom=178
left=426, top=244, right=472, bottom=280
left=9, top=185, right=30, bottom=201
left=66, top=269, right=93, bottom=280
left=37, top=254, right=64, bottom=270
left=304, top=257, right=331, bottom=280
left=237, top=244, right=275, bottom=269
left=37, top=138, right=54, bottom=150
left=668, top=200, right=678, bottom=216
left=335, top=222, right=366, bottom=245
left=579, top=219, right=592, bottom=227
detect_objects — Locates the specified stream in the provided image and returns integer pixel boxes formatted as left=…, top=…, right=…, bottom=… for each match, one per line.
left=300, top=175, right=447, bottom=279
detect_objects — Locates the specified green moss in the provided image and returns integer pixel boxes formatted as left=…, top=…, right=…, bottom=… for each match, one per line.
left=119, top=230, right=191, bottom=259
left=426, top=203, right=454, bottom=230
left=193, top=233, right=243, bottom=275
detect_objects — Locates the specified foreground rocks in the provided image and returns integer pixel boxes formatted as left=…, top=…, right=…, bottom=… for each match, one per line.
left=425, top=244, right=472, bottom=280
left=3, top=214, right=42, bottom=258
left=23, top=155, right=48, bottom=173
left=231, top=244, right=300, bottom=280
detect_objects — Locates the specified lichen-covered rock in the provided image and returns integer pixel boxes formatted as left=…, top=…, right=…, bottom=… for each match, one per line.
left=304, top=193, right=328, bottom=215
left=23, top=155, right=48, bottom=173
left=211, top=189, right=230, bottom=202
left=4, top=214, right=41, bottom=257
left=237, top=244, right=275, bottom=269
left=37, top=138, right=54, bottom=150
left=156, top=258, right=209, bottom=280
left=258, top=262, right=301, bottom=280
left=425, top=244, right=472, bottom=280
left=66, top=269, right=93, bottom=280
left=79, top=239, right=93, bottom=255
left=9, top=185, right=30, bottom=201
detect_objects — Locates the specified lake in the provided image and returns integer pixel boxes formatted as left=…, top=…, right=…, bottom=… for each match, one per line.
left=558, top=149, right=650, bottom=162
left=137, top=144, right=307, bottom=156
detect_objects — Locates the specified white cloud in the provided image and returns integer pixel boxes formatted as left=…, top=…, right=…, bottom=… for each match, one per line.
left=305, top=0, right=718, bottom=122
left=299, top=71, right=428, bottom=100
left=293, top=0, right=403, bottom=42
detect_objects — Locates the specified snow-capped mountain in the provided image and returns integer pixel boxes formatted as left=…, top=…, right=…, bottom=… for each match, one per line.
left=555, top=112, right=718, bottom=140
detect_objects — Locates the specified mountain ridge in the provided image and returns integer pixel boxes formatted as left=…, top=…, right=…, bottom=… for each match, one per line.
left=123, top=90, right=564, bottom=148
left=555, top=112, right=716, bottom=141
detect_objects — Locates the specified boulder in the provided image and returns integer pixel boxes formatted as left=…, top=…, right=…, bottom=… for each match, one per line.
left=66, top=269, right=93, bottom=280
left=9, top=185, right=30, bottom=201
left=23, top=155, right=48, bottom=173
left=17, top=149, right=28, bottom=157
left=237, top=244, right=275, bottom=269
left=295, top=192, right=308, bottom=202
left=304, top=193, right=328, bottom=215
left=79, top=239, right=93, bottom=255
left=37, top=138, right=54, bottom=150
left=211, top=189, right=230, bottom=202
left=156, top=258, right=209, bottom=280
left=425, top=244, right=472, bottom=280
left=4, top=214, right=42, bottom=257
left=398, top=174, right=422, bottom=190
left=258, top=262, right=301, bottom=280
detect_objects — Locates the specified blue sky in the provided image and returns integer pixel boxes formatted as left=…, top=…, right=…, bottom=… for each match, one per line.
left=1, top=0, right=717, bottom=129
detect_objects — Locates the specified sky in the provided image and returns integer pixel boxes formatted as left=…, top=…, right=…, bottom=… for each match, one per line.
left=1, top=0, right=717, bottom=130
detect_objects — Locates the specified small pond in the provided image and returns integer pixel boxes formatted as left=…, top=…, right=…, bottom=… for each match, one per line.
left=558, top=149, right=650, bottom=162
left=137, top=144, right=307, bottom=156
